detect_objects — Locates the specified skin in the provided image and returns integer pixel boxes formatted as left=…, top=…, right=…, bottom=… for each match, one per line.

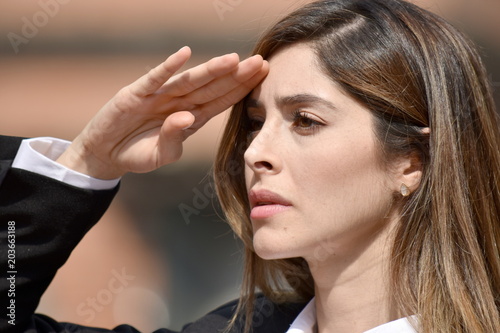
left=57, top=46, right=269, bottom=178
left=244, top=43, right=421, bottom=332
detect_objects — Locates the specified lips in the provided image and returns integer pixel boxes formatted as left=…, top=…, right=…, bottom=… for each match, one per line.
left=248, top=189, right=292, bottom=219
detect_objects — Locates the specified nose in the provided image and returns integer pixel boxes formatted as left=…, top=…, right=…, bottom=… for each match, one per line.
left=244, top=126, right=282, bottom=175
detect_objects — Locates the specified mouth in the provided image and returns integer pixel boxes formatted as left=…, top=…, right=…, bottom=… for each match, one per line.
left=248, top=189, right=292, bottom=219
left=249, top=189, right=292, bottom=208
left=255, top=201, right=276, bottom=206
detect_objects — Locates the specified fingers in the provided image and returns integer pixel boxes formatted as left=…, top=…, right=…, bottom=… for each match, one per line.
left=130, top=46, right=192, bottom=97
left=160, top=53, right=241, bottom=97
left=191, top=59, right=269, bottom=125
left=155, top=56, right=268, bottom=124
left=180, top=54, right=266, bottom=106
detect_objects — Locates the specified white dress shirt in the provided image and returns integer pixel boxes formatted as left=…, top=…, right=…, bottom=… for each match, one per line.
left=286, top=298, right=418, bottom=333
left=12, top=137, right=119, bottom=190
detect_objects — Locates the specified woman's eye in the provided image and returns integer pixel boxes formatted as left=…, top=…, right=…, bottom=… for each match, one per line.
left=292, top=111, right=323, bottom=133
left=245, top=115, right=264, bottom=140
left=248, top=118, right=264, bottom=132
left=295, top=116, right=315, bottom=128
left=246, top=118, right=263, bottom=143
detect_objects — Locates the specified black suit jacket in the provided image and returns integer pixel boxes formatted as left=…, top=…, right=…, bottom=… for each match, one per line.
left=0, top=136, right=306, bottom=333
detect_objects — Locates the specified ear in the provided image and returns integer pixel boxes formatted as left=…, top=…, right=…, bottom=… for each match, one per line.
left=391, top=152, right=424, bottom=196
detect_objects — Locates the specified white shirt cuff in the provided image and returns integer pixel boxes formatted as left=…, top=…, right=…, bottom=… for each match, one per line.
left=12, top=137, right=120, bottom=190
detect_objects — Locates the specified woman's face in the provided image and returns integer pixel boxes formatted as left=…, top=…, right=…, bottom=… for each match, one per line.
left=244, top=43, right=399, bottom=263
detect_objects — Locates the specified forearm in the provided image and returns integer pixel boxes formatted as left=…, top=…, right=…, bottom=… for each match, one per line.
left=0, top=157, right=118, bottom=332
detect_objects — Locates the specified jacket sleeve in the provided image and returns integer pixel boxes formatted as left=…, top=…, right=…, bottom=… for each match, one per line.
left=0, top=135, right=119, bottom=332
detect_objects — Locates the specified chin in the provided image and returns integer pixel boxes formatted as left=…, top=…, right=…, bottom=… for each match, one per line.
left=254, top=248, right=283, bottom=260
left=253, top=233, right=296, bottom=261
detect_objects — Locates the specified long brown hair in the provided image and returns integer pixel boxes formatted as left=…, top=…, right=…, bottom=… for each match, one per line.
left=214, top=0, right=500, bottom=332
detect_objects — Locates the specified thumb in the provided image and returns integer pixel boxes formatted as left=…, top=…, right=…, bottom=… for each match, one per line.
left=156, top=111, right=196, bottom=166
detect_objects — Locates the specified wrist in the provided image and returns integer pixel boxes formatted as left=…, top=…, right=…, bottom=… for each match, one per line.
left=56, top=138, right=124, bottom=180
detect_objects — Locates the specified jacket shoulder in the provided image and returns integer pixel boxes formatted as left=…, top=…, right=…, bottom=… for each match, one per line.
left=183, top=295, right=307, bottom=333
left=0, top=135, right=24, bottom=159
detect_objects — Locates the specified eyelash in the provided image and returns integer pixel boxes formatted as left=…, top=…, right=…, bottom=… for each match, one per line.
left=246, top=117, right=264, bottom=133
left=245, top=109, right=324, bottom=139
left=245, top=116, right=263, bottom=143
left=291, top=110, right=323, bottom=134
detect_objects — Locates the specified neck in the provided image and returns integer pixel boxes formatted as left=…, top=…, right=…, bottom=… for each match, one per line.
left=305, top=220, right=399, bottom=333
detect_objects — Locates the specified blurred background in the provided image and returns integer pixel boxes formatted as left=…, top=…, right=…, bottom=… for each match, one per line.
left=0, top=0, right=498, bottom=331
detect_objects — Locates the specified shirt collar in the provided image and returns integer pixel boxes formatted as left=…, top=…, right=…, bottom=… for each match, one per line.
left=286, top=298, right=317, bottom=333
left=286, top=298, right=418, bottom=333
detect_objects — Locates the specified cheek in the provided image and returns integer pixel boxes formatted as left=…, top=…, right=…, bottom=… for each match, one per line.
left=294, top=139, right=391, bottom=213
left=293, top=145, right=394, bottom=253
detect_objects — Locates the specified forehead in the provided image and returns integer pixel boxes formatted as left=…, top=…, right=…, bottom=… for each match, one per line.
left=249, top=43, right=351, bottom=109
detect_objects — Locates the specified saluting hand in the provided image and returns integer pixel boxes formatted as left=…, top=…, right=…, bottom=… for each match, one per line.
left=56, top=46, right=268, bottom=179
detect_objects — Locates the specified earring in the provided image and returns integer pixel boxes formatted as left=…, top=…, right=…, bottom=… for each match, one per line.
left=400, top=183, right=410, bottom=197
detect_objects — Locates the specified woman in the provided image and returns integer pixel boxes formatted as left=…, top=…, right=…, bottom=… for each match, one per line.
left=214, top=0, right=500, bottom=332
left=4, top=0, right=499, bottom=332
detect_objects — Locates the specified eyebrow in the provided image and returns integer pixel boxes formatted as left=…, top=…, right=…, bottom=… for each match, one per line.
left=245, top=93, right=337, bottom=111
